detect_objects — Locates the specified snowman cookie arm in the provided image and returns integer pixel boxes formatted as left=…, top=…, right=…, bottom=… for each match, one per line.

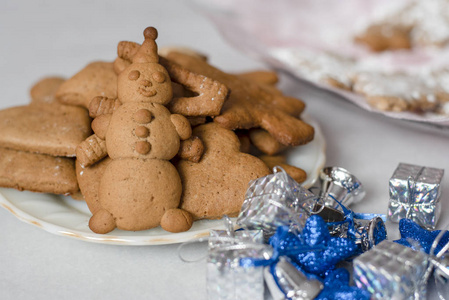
left=171, top=114, right=205, bottom=163
left=91, top=114, right=112, bottom=140
left=75, top=96, right=118, bottom=167
left=75, top=134, right=108, bottom=168
left=113, top=41, right=140, bottom=74
left=178, top=136, right=204, bottom=163
left=170, top=114, right=192, bottom=140
left=88, top=96, right=122, bottom=118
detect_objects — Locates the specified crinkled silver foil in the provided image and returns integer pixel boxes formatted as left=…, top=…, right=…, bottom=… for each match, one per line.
left=388, top=163, right=444, bottom=229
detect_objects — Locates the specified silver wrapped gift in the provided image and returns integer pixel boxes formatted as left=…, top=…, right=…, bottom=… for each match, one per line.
left=237, top=167, right=316, bottom=238
left=388, top=163, right=444, bottom=230
left=353, top=240, right=429, bottom=299
left=206, top=229, right=267, bottom=300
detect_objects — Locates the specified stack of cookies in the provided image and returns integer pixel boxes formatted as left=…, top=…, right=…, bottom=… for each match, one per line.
left=0, top=77, right=91, bottom=195
left=0, top=27, right=315, bottom=234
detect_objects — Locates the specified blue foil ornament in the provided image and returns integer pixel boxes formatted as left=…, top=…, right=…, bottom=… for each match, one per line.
left=394, top=218, right=449, bottom=254
left=290, top=215, right=358, bottom=275
left=241, top=216, right=358, bottom=275
left=240, top=225, right=321, bottom=269
left=315, top=268, right=371, bottom=300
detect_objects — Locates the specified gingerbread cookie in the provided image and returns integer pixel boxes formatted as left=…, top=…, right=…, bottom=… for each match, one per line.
left=356, top=0, right=449, bottom=51
left=235, top=131, right=251, bottom=153
left=0, top=147, right=78, bottom=194
left=76, top=157, right=111, bottom=214
left=352, top=72, right=439, bottom=112
left=30, top=76, right=66, bottom=104
left=55, top=61, right=117, bottom=108
left=78, top=27, right=195, bottom=234
left=235, top=70, right=279, bottom=86
left=177, top=136, right=204, bottom=163
left=165, top=51, right=314, bottom=146
left=186, top=116, right=207, bottom=127
left=355, top=24, right=412, bottom=52
left=113, top=41, right=140, bottom=74
left=177, top=123, right=270, bottom=220
left=0, top=102, right=91, bottom=157
left=159, top=46, right=208, bottom=61
left=70, top=191, right=84, bottom=201
left=249, top=128, right=287, bottom=155
left=258, top=155, right=307, bottom=183
left=113, top=41, right=229, bottom=118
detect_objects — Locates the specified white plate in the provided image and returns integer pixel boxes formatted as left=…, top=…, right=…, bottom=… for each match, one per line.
left=0, top=116, right=325, bottom=245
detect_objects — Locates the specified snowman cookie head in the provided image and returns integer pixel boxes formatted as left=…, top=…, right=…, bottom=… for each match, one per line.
left=117, top=27, right=173, bottom=105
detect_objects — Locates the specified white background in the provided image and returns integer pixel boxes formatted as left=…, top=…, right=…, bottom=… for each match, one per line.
left=0, top=1, right=448, bottom=299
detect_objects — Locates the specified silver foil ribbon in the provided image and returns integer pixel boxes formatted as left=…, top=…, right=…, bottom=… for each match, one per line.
left=388, top=163, right=444, bottom=229
left=206, top=227, right=267, bottom=300
left=237, top=167, right=316, bottom=239
left=265, top=257, right=323, bottom=300
left=319, top=166, right=365, bottom=209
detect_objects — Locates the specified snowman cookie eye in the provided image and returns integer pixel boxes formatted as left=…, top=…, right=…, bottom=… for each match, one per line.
left=152, top=71, right=165, bottom=83
left=128, top=70, right=140, bottom=81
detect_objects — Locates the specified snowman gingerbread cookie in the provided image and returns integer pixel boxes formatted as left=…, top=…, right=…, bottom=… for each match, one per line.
left=76, top=27, right=196, bottom=234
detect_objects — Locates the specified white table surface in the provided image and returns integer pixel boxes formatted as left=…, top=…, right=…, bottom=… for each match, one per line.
left=1, top=1, right=448, bottom=299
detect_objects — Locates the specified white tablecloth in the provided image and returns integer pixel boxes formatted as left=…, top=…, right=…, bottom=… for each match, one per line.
left=1, top=1, right=448, bottom=299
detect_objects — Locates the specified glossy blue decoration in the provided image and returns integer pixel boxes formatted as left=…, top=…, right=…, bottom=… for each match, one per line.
left=240, top=225, right=321, bottom=268
left=315, top=268, right=371, bottom=300
left=241, top=216, right=358, bottom=276
left=394, top=218, right=449, bottom=254
left=290, top=215, right=359, bottom=275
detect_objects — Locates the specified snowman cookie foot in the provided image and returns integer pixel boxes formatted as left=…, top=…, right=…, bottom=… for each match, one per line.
left=160, top=208, right=193, bottom=233
left=89, top=209, right=116, bottom=234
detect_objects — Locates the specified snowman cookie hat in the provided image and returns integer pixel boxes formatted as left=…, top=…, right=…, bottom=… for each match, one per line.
left=133, top=27, right=159, bottom=64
